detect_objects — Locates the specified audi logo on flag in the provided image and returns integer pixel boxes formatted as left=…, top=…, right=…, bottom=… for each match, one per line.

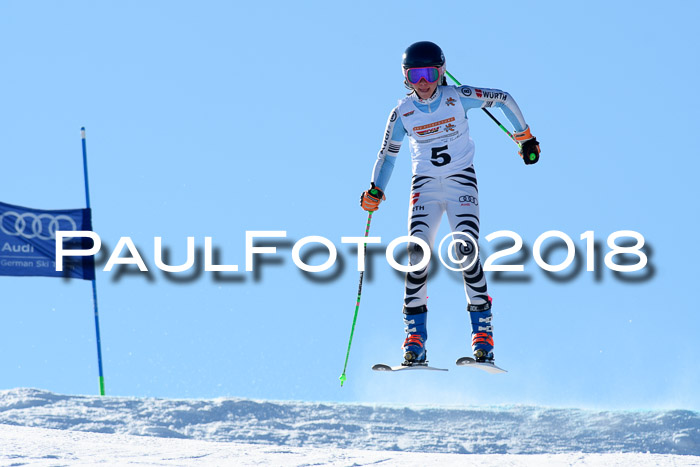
left=0, top=211, right=78, bottom=240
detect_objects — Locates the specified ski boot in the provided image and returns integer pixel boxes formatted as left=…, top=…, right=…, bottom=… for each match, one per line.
left=468, top=296, right=494, bottom=363
left=402, top=305, right=428, bottom=365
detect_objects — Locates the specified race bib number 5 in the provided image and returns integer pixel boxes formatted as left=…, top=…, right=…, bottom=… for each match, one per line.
left=431, top=145, right=451, bottom=167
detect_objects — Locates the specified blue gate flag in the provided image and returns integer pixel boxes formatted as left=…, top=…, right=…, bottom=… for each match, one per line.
left=0, top=200, right=95, bottom=280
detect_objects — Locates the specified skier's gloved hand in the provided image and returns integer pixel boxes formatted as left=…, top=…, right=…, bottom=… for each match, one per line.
left=360, top=183, right=386, bottom=211
left=514, top=127, right=540, bottom=165
left=520, top=138, right=540, bottom=165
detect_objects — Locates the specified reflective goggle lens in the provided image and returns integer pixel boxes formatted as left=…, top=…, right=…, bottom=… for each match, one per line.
left=406, top=67, right=440, bottom=84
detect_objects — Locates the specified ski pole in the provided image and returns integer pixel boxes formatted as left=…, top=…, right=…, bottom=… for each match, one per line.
left=444, top=70, right=517, bottom=143
left=339, top=210, right=373, bottom=387
left=445, top=70, right=538, bottom=163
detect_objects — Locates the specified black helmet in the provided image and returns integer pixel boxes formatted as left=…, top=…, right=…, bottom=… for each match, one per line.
left=402, top=41, right=445, bottom=70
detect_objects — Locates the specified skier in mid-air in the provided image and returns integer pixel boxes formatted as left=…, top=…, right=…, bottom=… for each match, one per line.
left=361, top=41, right=540, bottom=367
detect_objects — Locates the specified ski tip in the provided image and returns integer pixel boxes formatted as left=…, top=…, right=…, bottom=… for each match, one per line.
left=372, top=363, right=449, bottom=372
left=371, top=364, right=393, bottom=371
left=455, top=356, right=507, bottom=373
left=455, top=357, right=475, bottom=365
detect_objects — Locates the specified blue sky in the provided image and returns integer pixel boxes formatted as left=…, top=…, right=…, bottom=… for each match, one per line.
left=1, top=0, right=698, bottom=410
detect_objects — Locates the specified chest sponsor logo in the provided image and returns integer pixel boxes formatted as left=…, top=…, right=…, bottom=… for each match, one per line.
left=445, top=123, right=455, bottom=132
left=413, top=117, right=455, bottom=137
left=403, top=110, right=415, bottom=117
left=446, top=97, right=456, bottom=106
left=416, top=127, right=440, bottom=136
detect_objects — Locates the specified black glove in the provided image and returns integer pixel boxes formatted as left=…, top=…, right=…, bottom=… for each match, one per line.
left=520, top=137, right=540, bottom=165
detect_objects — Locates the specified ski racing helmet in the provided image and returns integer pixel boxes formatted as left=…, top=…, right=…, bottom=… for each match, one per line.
left=401, top=41, right=447, bottom=89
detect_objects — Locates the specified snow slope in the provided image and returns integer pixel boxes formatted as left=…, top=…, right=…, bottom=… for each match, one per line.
left=2, top=424, right=699, bottom=467
left=0, top=388, right=699, bottom=466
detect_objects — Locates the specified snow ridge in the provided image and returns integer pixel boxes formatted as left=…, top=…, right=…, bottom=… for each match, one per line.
left=0, top=388, right=698, bottom=455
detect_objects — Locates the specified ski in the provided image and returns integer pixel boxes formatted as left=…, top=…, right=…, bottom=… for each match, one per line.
left=455, top=356, right=507, bottom=374
left=372, top=363, right=448, bottom=372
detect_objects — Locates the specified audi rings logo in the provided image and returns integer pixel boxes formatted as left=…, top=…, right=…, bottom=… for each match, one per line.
left=459, top=195, right=478, bottom=205
left=0, top=211, right=77, bottom=240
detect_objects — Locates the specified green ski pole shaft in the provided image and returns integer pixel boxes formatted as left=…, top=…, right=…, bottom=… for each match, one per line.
left=444, top=70, right=522, bottom=148
left=482, top=107, right=518, bottom=144
left=339, top=210, right=373, bottom=387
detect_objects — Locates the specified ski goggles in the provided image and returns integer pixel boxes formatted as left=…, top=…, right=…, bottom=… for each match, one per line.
left=405, top=67, right=441, bottom=84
